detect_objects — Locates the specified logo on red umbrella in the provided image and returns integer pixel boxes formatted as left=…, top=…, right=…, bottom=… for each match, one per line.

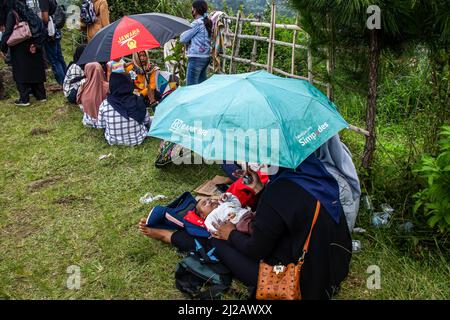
left=118, top=29, right=141, bottom=50
left=110, top=17, right=160, bottom=60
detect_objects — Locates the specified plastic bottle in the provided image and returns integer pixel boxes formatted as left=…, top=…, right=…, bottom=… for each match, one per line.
left=362, top=195, right=374, bottom=212
left=352, top=240, right=362, bottom=253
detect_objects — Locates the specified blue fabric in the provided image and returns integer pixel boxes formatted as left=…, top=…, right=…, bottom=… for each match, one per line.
left=107, top=73, right=147, bottom=124
left=272, top=154, right=343, bottom=223
left=186, top=57, right=210, bottom=85
left=146, top=205, right=182, bottom=230
left=221, top=163, right=241, bottom=182
left=44, top=39, right=67, bottom=85
left=145, top=192, right=211, bottom=238
left=180, top=17, right=211, bottom=58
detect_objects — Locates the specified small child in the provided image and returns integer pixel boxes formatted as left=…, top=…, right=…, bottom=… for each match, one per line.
left=106, top=58, right=133, bottom=81
left=195, top=193, right=250, bottom=233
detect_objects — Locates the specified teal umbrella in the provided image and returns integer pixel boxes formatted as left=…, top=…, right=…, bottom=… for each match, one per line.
left=148, top=70, right=349, bottom=169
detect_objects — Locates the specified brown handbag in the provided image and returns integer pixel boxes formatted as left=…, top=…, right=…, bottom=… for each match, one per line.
left=256, top=201, right=321, bottom=300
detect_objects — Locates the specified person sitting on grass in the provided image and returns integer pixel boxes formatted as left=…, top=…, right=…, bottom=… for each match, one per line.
left=63, top=45, right=86, bottom=104
left=97, top=72, right=151, bottom=147
left=77, top=62, right=109, bottom=128
left=139, top=156, right=353, bottom=300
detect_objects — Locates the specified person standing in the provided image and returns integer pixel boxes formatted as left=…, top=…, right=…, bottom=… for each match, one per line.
left=180, top=0, right=212, bottom=86
left=0, top=0, right=7, bottom=31
left=0, top=0, right=46, bottom=106
left=81, top=0, right=109, bottom=42
left=39, top=0, right=66, bottom=86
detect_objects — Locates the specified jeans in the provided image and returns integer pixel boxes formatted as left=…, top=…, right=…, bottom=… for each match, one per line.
left=44, top=39, right=67, bottom=85
left=186, top=57, right=210, bottom=86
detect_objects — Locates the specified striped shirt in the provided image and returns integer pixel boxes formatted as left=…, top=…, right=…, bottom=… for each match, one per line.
left=63, top=64, right=84, bottom=98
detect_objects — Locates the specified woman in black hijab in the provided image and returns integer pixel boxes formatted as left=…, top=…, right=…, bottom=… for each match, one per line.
left=97, top=73, right=151, bottom=146
left=1, top=0, right=46, bottom=106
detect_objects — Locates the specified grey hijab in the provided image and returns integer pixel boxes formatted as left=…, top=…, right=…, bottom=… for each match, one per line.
left=315, top=135, right=361, bottom=231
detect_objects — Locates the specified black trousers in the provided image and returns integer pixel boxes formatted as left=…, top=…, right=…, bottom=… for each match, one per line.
left=16, top=82, right=46, bottom=103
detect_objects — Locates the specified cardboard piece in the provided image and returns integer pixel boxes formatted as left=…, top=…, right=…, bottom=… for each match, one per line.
left=194, top=176, right=233, bottom=197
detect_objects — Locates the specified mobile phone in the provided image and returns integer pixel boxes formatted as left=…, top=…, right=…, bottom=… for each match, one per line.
left=243, top=174, right=254, bottom=185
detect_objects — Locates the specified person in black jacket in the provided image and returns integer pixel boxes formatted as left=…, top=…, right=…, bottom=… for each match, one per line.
left=139, top=154, right=353, bottom=300
left=0, top=0, right=7, bottom=31
left=1, top=0, right=46, bottom=106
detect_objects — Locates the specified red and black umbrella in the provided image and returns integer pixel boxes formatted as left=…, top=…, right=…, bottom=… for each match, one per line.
left=77, top=13, right=191, bottom=65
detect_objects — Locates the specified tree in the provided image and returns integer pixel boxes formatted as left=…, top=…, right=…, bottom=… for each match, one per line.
left=289, top=0, right=414, bottom=180
left=411, top=0, right=450, bottom=154
left=108, top=0, right=191, bottom=22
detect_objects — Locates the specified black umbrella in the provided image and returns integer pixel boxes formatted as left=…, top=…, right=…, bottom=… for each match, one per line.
left=77, top=13, right=191, bottom=65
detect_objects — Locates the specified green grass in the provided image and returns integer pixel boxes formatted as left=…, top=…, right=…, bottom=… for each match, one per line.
left=0, top=82, right=448, bottom=300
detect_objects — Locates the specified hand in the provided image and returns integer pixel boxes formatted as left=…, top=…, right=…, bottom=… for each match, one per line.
left=211, top=221, right=236, bottom=241
left=233, top=167, right=264, bottom=195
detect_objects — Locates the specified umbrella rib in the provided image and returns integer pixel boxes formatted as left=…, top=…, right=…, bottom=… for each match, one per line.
left=246, top=81, right=299, bottom=168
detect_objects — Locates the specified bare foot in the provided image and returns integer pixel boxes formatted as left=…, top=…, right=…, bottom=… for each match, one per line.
left=139, top=218, right=175, bottom=244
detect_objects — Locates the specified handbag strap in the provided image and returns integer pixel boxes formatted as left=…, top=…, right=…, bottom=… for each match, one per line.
left=298, top=201, right=321, bottom=264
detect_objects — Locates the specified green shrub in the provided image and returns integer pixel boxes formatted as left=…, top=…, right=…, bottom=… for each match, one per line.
left=108, top=0, right=192, bottom=22
left=413, top=125, right=450, bottom=233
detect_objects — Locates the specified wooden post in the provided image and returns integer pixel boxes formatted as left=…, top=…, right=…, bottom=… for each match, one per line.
left=251, top=15, right=262, bottom=71
left=291, top=16, right=299, bottom=75
left=307, top=42, right=313, bottom=84
left=267, top=1, right=276, bottom=73
left=326, top=14, right=335, bottom=102
left=231, top=13, right=244, bottom=74
left=229, top=11, right=242, bottom=74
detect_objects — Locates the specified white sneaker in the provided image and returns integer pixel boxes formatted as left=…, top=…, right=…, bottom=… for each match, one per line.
left=15, top=100, right=31, bottom=107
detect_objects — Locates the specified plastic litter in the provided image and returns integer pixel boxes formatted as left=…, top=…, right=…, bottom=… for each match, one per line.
left=98, top=153, right=113, bottom=161
left=353, top=227, right=367, bottom=234
left=362, top=195, right=374, bottom=212
left=372, top=212, right=393, bottom=227
left=381, top=203, right=394, bottom=215
left=372, top=203, right=395, bottom=227
left=352, top=240, right=362, bottom=253
left=139, top=193, right=167, bottom=204
left=398, top=221, right=414, bottom=233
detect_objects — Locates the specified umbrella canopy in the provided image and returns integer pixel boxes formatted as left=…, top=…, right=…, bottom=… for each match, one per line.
left=78, top=13, right=191, bottom=65
left=148, top=70, right=349, bottom=169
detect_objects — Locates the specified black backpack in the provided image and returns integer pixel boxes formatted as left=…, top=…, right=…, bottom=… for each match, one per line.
left=175, top=241, right=232, bottom=300
left=52, top=2, right=67, bottom=30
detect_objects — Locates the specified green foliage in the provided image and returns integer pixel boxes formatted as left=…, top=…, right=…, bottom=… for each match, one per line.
left=0, top=77, right=448, bottom=300
left=108, top=0, right=192, bottom=22
left=163, top=41, right=188, bottom=84
left=413, top=125, right=450, bottom=233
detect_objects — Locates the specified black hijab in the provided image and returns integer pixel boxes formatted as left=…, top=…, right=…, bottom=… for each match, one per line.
left=68, top=44, right=86, bottom=69
left=107, top=73, right=147, bottom=125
